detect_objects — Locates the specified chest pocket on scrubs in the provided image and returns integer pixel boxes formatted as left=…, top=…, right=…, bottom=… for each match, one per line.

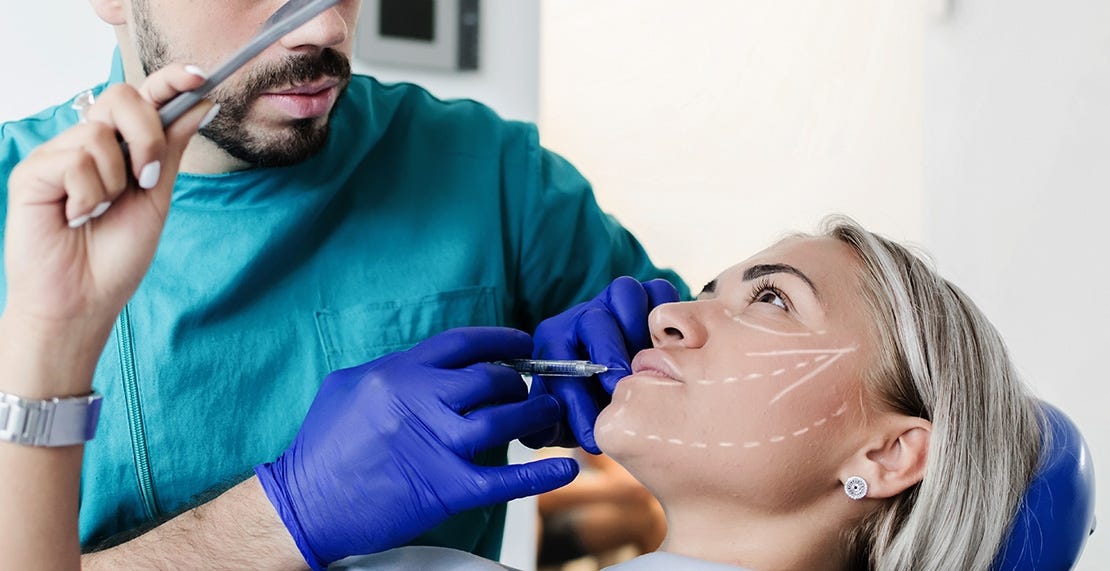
left=314, top=286, right=501, bottom=371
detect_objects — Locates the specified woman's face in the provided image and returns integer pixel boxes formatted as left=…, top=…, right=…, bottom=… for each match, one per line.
left=596, top=236, right=880, bottom=510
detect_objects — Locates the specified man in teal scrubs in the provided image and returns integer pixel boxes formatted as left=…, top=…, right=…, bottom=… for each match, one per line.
left=0, top=0, right=686, bottom=568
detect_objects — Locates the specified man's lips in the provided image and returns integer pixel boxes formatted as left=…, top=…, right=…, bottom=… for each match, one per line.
left=258, top=77, right=342, bottom=119
left=630, top=349, right=683, bottom=384
left=268, top=77, right=341, bottom=96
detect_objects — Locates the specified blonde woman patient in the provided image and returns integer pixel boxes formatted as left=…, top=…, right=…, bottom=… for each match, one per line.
left=338, top=216, right=1042, bottom=571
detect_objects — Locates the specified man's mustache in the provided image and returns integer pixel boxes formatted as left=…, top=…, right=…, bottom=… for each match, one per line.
left=229, top=48, right=352, bottom=100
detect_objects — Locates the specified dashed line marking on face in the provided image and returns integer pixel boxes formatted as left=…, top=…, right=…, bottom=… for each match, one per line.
left=612, top=401, right=848, bottom=451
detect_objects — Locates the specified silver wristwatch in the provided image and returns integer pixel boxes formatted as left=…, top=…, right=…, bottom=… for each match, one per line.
left=0, top=391, right=103, bottom=447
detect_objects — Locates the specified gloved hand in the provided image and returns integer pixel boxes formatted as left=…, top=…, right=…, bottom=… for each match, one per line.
left=522, top=277, right=680, bottom=453
left=254, top=327, right=579, bottom=570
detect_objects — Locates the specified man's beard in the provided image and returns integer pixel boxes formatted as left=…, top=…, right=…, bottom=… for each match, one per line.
left=134, top=1, right=352, bottom=167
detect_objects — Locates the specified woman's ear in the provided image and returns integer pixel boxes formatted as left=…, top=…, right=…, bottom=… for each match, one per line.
left=89, top=0, right=128, bottom=26
left=841, top=415, right=931, bottom=499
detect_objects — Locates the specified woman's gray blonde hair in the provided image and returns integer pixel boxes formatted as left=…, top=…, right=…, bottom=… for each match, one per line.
left=821, top=216, right=1042, bottom=570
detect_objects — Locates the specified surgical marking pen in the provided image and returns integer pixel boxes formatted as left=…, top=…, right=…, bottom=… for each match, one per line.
left=495, top=359, right=614, bottom=377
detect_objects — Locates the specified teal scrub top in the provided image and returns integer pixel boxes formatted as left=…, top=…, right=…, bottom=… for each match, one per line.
left=0, top=53, right=688, bottom=558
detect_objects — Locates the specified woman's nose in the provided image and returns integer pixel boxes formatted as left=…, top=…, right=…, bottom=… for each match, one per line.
left=649, top=301, right=708, bottom=348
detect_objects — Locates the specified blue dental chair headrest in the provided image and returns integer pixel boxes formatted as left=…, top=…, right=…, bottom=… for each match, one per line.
left=994, top=401, right=1096, bottom=570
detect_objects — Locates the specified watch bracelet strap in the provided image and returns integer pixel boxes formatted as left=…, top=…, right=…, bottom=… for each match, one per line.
left=0, top=391, right=102, bottom=447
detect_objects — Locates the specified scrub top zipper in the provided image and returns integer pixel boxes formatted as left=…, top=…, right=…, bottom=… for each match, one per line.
left=116, top=305, right=161, bottom=520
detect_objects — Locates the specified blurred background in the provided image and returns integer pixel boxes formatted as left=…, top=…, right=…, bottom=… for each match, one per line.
left=2, top=1, right=1105, bottom=569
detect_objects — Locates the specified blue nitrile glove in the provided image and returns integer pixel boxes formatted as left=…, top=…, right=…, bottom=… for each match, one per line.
left=522, top=277, right=680, bottom=453
left=254, top=327, right=580, bottom=571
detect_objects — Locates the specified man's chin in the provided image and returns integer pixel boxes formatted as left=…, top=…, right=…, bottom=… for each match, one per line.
left=202, top=119, right=332, bottom=168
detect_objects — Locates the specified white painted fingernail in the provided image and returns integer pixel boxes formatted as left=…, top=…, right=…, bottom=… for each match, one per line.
left=184, top=65, right=208, bottom=80
left=68, top=214, right=92, bottom=229
left=198, top=104, right=221, bottom=130
left=90, top=201, right=112, bottom=219
left=139, top=161, right=162, bottom=190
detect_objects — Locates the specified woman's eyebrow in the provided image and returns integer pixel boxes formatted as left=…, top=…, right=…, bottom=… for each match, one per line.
left=743, top=263, right=820, bottom=299
left=699, top=279, right=718, bottom=296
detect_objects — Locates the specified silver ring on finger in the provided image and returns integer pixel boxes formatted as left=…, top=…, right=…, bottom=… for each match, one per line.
left=71, top=90, right=96, bottom=124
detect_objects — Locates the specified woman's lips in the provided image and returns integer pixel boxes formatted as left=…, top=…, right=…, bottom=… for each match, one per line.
left=630, top=349, right=683, bottom=384
left=259, top=79, right=341, bottom=119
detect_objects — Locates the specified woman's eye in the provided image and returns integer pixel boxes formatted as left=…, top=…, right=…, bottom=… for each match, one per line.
left=756, top=290, right=788, bottom=310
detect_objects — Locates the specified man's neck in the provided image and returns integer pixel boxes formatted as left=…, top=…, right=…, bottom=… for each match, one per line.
left=658, top=496, right=853, bottom=571
left=180, top=134, right=252, bottom=174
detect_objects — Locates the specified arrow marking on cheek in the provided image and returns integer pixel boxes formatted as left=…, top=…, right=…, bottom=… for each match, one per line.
left=743, top=347, right=858, bottom=405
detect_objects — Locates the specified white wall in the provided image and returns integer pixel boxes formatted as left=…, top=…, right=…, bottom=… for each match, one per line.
left=540, top=0, right=925, bottom=288
left=924, top=2, right=1107, bottom=568
left=0, top=5, right=117, bottom=122
left=354, top=0, right=539, bottom=122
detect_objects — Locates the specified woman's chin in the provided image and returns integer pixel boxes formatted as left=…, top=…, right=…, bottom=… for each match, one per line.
left=593, top=406, right=651, bottom=459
